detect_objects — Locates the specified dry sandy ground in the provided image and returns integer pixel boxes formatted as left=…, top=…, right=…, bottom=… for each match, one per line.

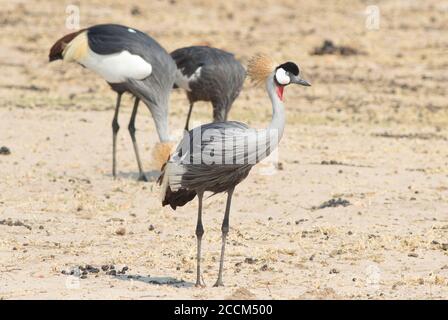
left=0, top=0, right=447, bottom=299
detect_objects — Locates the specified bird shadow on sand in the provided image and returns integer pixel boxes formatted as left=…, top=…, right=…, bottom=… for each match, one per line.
left=107, top=170, right=161, bottom=182
left=113, top=274, right=194, bottom=288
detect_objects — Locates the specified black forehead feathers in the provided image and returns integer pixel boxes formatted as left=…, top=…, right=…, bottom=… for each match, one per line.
left=277, top=62, right=299, bottom=76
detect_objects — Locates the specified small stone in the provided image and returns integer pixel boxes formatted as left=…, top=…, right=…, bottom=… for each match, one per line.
left=107, top=270, right=117, bottom=276
left=0, top=146, right=11, bottom=155
left=408, top=253, right=418, bottom=258
left=244, top=257, right=257, bottom=264
left=101, top=265, right=109, bottom=271
left=329, top=268, right=339, bottom=274
left=130, top=6, right=141, bottom=15
left=260, top=264, right=268, bottom=271
left=115, top=227, right=126, bottom=236
left=442, top=244, right=448, bottom=251
left=148, top=225, right=155, bottom=231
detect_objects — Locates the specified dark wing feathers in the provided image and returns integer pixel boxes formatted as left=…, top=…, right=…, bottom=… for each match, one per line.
left=171, top=46, right=246, bottom=83
left=159, top=120, right=253, bottom=209
left=87, top=24, right=163, bottom=58
left=171, top=46, right=246, bottom=111
left=171, top=46, right=209, bottom=78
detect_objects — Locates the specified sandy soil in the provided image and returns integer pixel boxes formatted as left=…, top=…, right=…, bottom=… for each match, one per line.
left=0, top=0, right=447, bottom=299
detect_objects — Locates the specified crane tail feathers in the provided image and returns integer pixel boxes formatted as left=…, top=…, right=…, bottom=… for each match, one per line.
left=158, top=161, right=196, bottom=210
left=162, top=186, right=197, bottom=210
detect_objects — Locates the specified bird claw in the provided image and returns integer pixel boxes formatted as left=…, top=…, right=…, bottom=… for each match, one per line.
left=137, top=174, right=148, bottom=182
left=213, top=280, right=224, bottom=287
left=195, top=282, right=206, bottom=288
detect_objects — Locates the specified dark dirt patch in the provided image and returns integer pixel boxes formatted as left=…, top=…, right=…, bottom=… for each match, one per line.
left=0, top=218, right=31, bottom=230
left=312, top=40, right=361, bottom=56
left=312, top=198, right=351, bottom=210
left=0, top=146, right=11, bottom=155
left=372, top=132, right=447, bottom=141
left=319, top=160, right=373, bottom=168
left=61, top=264, right=128, bottom=278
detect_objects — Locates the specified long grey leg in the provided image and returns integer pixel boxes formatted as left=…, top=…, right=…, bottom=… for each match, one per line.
left=128, top=97, right=147, bottom=182
left=184, top=102, right=194, bottom=131
left=195, top=191, right=205, bottom=287
left=213, top=187, right=234, bottom=287
left=112, top=93, right=122, bottom=178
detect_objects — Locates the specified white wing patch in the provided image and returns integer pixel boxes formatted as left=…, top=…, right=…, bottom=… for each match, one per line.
left=174, top=66, right=202, bottom=91
left=128, top=28, right=136, bottom=33
left=78, top=48, right=152, bottom=83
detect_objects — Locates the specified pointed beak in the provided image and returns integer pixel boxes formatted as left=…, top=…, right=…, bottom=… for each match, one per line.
left=291, top=75, right=311, bottom=86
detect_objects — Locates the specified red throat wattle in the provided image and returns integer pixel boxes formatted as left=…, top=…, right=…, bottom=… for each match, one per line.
left=276, top=85, right=284, bottom=101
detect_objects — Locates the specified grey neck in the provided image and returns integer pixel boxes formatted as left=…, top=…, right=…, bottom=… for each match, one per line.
left=265, top=72, right=286, bottom=148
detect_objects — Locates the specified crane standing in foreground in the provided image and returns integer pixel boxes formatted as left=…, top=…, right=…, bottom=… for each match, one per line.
left=171, top=46, right=246, bottom=131
left=158, top=54, right=311, bottom=287
left=49, top=24, right=176, bottom=181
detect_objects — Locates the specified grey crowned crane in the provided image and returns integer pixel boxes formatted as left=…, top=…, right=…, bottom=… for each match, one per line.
left=158, top=54, right=311, bottom=287
left=49, top=24, right=176, bottom=181
left=171, top=46, right=246, bottom=131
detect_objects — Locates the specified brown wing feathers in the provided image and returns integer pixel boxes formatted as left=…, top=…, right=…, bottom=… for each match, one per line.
left=49, top=29, right=86, bottom=62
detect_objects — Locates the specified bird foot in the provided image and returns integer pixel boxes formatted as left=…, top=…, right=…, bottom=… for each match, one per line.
left=213, top=280, right=224, bottom=287
left=137, top=174, right=148, bottom=182
left=195, top=274, right=206, bottom=288
left=195, top=282, right=206, bottom=288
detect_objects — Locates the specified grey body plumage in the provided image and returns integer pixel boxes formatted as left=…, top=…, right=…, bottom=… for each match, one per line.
left=159, top=58, right=311, bottom=286
left=49, top=24, right=176, bottom=181
left=169, top=121, right=253, bottom=195
left=88, top=24, right=176, bottom=114
left=171, top=46, right=246, bottom=130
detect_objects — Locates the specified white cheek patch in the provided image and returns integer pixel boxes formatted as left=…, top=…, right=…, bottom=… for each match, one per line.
left=275, top=68, right=290, bottom=85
